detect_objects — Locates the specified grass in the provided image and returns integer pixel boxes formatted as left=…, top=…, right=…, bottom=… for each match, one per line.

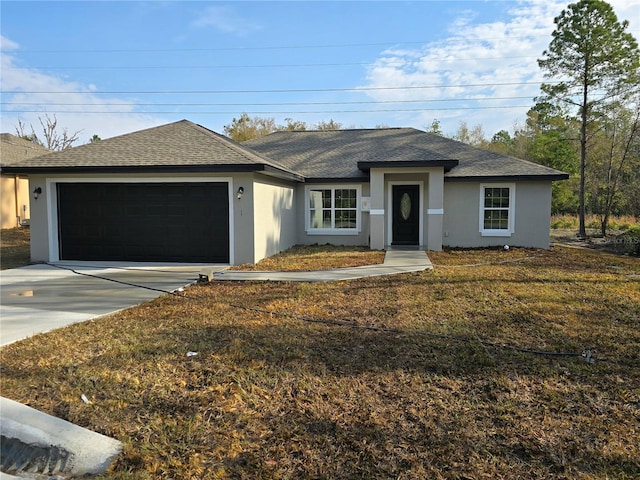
left=0, top=227, right=31, bottom=270
left=551, top=213, right=639, bottom=231
left=230, top=244, right=385, bottom=271
left=1, top=246, right=639, bottom=479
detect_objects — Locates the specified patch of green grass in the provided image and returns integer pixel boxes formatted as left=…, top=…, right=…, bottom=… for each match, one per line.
left=1, top=246, right=639, bottom=479
left=0, top=227, right=31, bottom=270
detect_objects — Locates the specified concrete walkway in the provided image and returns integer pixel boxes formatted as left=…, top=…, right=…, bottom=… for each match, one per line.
left=214, top=249, right=432, bottom=282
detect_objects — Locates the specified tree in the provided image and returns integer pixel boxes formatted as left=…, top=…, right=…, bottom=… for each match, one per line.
left=452, top=121, right=487, bottom=147
left=515, top=102, right=580, bottom=213
left=426, top=119, right=443, bottom=136
left=223, top=113, right=278, bottom=142
left=280, top=118, right=308, bottom=131
left=588, top=99, right=640, bottom=234
left=224, top=114, right=348, bottom=142
left=15, top=114, right=82, bottom=151
left=314, top=119, right=343, bottom=130
left=538, top=0, right=640, bottom=237
left=89, top=134, right=102, bottom=143
left=487, top=130, right=513, bottom=155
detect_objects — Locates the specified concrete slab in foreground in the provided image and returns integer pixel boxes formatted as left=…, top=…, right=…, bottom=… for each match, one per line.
left=0, top=396, right=122, bottom=478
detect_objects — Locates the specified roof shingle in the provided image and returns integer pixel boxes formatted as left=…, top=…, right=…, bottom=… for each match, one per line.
left=1, top=121, right=568, bottom=182
left=246, top=128, right=567, bottom=181
left=0, top=120, right=300, bottom=179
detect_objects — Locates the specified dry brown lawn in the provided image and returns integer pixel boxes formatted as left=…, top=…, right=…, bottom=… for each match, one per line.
left=0, top=227, right=31, bottom=270
left=1, top=245, right=639, bottom=479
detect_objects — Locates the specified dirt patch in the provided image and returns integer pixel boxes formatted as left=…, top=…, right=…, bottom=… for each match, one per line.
left=551, top=228, right=640, bottom=256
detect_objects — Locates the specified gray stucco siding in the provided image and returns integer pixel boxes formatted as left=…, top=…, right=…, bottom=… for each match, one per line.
left=442, top=180, right=552, bottom=249
left=252, top=177, right=297, bottom=263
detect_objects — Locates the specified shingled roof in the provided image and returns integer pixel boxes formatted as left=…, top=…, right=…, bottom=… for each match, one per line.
left=245, top=128, right=459, bottom=180
left=2, top=121, right=567, bottom=182
left=0, top=133, right=50, bottom=165
left=0, top=120, right=303, bottom=181
left=246, top=128, right=568, bottom=182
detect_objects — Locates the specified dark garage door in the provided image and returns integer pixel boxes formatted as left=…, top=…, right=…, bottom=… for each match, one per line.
left=57, top=182, right=229, bottom=263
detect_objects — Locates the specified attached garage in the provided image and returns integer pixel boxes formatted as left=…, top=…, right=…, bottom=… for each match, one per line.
left=57, top=182, right=230, bottom=263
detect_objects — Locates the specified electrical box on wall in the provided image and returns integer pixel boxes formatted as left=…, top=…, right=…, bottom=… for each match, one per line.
left=361, top=197, right=371, bottom=212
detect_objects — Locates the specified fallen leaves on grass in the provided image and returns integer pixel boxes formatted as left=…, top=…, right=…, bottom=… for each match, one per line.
left=0, top=227, right=31, bottom=270
left=230, top=244, right=385, bottom=271
left=1, top=246, right=639, bottom=479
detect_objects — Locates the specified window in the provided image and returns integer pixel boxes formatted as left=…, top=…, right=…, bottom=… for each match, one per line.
left=307, top=186, right=360, bottom=233
left=480, top=184, right=515, bottom=236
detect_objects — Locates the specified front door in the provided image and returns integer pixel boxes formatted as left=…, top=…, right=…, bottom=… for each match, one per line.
left=392, top=185, right=420, bottom=245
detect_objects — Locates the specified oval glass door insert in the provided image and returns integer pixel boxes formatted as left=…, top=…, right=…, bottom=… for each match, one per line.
left=400, top=193, right=412, bottom=220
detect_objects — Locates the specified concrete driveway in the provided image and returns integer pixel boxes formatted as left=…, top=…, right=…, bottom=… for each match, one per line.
left=0, top=262, right=226, bottom=347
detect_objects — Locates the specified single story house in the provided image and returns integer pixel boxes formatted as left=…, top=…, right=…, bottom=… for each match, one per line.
left=0, top=119, right=568, bottom=265
left=0, top=133, right=50, bottom=228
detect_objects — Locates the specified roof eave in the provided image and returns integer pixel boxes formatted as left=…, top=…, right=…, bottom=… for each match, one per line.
left=445, top=173, right=570, bottom=182
left=358, top=160, right=459, bottom=171
left=304, top=176, right=369, bottom=184
left=258, top=165, right=305, bottom=182
left=0, top=164, right=298, bottom=176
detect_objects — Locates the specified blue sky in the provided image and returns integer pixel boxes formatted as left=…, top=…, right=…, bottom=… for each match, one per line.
left=1, top=1, right=638, bottom=144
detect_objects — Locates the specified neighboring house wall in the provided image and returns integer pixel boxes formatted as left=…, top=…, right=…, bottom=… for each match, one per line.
left=443, top=180, right=553, bottom=249
left=0, top=134, right=49, bottom=228
left=1, top=175, right=30, bottom=228
left=252, top=177, right=297, bottom=263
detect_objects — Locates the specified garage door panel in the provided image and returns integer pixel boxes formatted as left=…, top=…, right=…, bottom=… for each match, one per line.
left=58, top=182, right=229, bottom=262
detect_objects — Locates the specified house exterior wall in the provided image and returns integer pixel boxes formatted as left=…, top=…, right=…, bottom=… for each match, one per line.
left=27, top=175, right=48, bottom=262
left=27, top=173, right=251, bottom=264
left=252, top=177, right=297, bottom=264
left=443, top=180, right=553, bottom=249
left=1, top=175, right=30, bottom=229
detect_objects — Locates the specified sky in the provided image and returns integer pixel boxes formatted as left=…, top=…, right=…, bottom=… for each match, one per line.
left=1, top=0, right=639, bottom=145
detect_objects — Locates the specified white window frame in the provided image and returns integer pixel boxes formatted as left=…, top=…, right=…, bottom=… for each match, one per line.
left=479, top=183, right=515, bottom=237
left=305, top=185, right=361, bottom=235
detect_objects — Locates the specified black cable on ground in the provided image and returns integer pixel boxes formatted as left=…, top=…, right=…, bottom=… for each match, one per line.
left=48, top=262, right=595, bottom=363
left=46, top=263, right=186, bottom=297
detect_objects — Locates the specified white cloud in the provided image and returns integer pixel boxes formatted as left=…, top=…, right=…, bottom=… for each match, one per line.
left=0, top=38, right=167, bottom=144
left=191, top=6, right=262, bottom=36
left=358, top=0, right=572, bottom=136
left=1, top=34, right=19, bottom=51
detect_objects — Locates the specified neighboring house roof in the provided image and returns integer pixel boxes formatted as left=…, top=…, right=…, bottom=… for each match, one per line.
left=245, top=128, right=459, bottom=181
left=0, top=120, right=303, bottom=181
left=1, top=120, right=568, bottom=182
left=0, top=133, right=50, bottom=168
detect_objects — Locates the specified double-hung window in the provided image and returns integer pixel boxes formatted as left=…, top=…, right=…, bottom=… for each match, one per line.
left=307, top=186, right=360, bottom=234
left=479, top=183, right=515, bottom=236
